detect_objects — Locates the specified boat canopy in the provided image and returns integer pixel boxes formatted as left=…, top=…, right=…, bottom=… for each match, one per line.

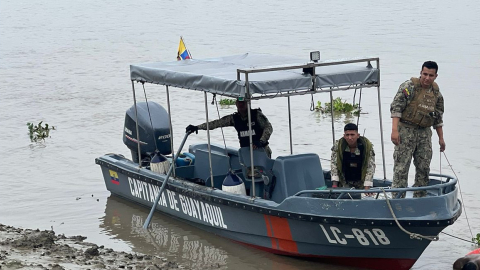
left=130, top=53, right=379, bottom=98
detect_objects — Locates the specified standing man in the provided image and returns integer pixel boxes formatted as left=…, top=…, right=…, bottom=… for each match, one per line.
left=390, top=61, right=445, bottom=197
left=331, top=123, right=376, bottom=191
left=186, top=97, right=273, bottom=157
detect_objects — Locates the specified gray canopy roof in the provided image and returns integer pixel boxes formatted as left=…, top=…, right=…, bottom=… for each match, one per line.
left=130, top=53, right=379, bottom=98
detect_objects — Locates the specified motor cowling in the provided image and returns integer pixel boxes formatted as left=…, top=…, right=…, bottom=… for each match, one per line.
left=123, top=102, right=172, bottom=164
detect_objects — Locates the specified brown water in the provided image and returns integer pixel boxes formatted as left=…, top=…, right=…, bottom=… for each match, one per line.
left=1, top=0, right=479, bottom=269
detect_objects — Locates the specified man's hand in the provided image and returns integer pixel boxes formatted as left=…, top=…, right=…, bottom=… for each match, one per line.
left=364, top=186, right=374, bottom=197
left=391, top=130, right=400, bottom=145
left=439, top=138, right=446, bottom=152
left=186, top=125, right=198, bottom=134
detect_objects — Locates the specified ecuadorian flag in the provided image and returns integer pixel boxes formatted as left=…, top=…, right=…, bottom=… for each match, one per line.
left=109, top=170, right=119, bottom=185
left=177, top=37, right=191, bottom=60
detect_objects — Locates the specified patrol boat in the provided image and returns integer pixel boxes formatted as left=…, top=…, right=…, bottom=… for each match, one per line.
left=95, top=53, right=462, bottom=270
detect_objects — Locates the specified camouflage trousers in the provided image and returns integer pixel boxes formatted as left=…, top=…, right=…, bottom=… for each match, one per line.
left=393, top=123, right=432, bottom=197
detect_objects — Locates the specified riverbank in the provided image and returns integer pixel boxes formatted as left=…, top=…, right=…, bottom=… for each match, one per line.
left=0, top=223, right=219, bottom=270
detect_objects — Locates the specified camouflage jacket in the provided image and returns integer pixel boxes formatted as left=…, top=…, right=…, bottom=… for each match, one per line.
left=330, top=139, right=375, bottom=187
left=390, top=78, right=444, bottom=128
left=197, top=109, right=273, bottom=143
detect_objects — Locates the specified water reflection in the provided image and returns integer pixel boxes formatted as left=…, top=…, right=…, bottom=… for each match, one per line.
left=100, top=196, right=228, bottom=269
left=311, top=110, right=359, bottom=126
left=100, top=196, right=354, bottom=270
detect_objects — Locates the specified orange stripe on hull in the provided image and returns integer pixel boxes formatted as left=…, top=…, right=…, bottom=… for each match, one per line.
left=263, top=215, right=298, bottom=253
left=263, top=215, right=277, bottom=248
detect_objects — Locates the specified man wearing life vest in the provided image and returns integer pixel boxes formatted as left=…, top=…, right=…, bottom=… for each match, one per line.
left=390, top=61, right=445, bottom=197
left=186, top=97, right=273, bottom=157
left=330, top=123, right=376, bottom=191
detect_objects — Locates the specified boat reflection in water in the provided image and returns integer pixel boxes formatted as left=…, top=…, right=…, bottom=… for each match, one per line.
left=100, top=195, right=228, bottom=269
left=100, top=196, right=346, bottom=270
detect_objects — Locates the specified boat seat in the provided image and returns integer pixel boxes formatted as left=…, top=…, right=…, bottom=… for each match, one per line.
left=271, top=153, right=326, bottom=204
left=189, top=143, right=242, bottom=172
left=238, top=147, right=275, bottom=197
left=193, top=149, right=230, bottom=181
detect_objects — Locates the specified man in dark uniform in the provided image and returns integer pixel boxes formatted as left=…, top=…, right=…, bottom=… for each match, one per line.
left=330, top=123, right=375, bottom=191
left=186, top=97, right=273, bottom=157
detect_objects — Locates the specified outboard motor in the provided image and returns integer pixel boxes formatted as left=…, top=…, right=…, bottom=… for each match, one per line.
left=123, top=102, right=172, bottom=165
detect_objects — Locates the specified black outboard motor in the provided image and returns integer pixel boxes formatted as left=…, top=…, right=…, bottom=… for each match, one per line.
left=123, top=101, right=172, bottom=164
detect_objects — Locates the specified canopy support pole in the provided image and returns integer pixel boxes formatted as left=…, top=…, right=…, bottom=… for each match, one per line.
left=166, top=85, right=175, bottom=176
left=288, top=96, right=293, bottom=154
left=375, top=59, right=387, bottom=179
left=204, top=92, right=214, bottom=188
left=245, top=73, right=256, bottom=199
left=131, top=81, right=142, bottom=168
left=330, top=91, right=335, bottom=145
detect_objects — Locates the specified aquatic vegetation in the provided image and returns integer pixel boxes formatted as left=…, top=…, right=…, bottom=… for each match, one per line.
left=315, top=98, right=361, bottom=115
left=219, top=98, right=236, bottom=105
left=27, top=121, right=55, bottom=142
left=474, top=233, right=480, bottom=246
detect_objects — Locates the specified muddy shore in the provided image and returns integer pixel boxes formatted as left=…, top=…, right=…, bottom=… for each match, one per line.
left=0, top=223, right=220, bottom=270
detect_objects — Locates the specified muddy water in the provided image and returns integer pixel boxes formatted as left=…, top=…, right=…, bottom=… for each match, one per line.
left=1, top=0, right=479, bottom=269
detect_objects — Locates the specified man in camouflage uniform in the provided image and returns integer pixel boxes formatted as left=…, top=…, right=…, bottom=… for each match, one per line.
left=331, top=123, right=375, bottom=191
left=390, top=61, right=446, bottom=197
left=186, top=98, right=273, bottom=157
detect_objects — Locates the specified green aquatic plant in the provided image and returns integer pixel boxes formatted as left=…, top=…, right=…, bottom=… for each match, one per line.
left=474, top=233, right=480, bottom=246
left=27, top=121, right=55, bottom=142
left=315, top=98, right=361, bottom=115
left=219, top=98, right=236, bottom=106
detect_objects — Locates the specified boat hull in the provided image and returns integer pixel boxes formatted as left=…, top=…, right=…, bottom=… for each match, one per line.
left=96, top=154, right=461, bottom=270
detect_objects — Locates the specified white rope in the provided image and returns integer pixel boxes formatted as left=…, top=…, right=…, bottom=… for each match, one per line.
left=442, top=152, right=475, bottom=241
left=381, top=188, right=439, bottom=241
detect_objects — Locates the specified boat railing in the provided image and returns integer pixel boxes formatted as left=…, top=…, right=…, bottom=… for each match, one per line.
left=293, top=173, right=457, bottom=199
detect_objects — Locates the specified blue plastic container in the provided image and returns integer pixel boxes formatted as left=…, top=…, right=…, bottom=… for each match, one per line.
left=175, top=152, right=195, bottom=167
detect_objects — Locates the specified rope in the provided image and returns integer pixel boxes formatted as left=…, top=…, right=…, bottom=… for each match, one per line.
left=356, top=87, right=363, bottom=127
left=381, top=188, right=439, bottom=241
left=310, top=94, right=315, bottom=111
left=442, top=152, right=475, bottom=241
left=212, top=94, right=229, bottom=159
left=439, top=152, right=442, bottom=182
left=142, top=83, right=159, bottom=151
left=441, top=231, right=476, bottom=244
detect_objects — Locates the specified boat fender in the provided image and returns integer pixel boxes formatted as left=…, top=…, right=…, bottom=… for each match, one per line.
left=150, top=152, right=170, bottom=174
left=175, top=152, right=195, bottom=167
left=222, top=171, right=246, bottom=195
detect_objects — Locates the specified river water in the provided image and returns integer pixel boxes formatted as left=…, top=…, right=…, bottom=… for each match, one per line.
left=1, top=0, right=479, bottom=269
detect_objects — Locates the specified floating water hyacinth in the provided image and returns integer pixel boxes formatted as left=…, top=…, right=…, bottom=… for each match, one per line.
left=315, top=98, right=361, bottom=116
left=474, top=233, right=480, bottom=246
left=219, top=98, right=236, bottom=106
left=27, top=121, right=55, bottom=142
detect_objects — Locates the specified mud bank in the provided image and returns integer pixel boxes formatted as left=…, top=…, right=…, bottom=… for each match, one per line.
left=0, top=223, right=219, bottom=270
